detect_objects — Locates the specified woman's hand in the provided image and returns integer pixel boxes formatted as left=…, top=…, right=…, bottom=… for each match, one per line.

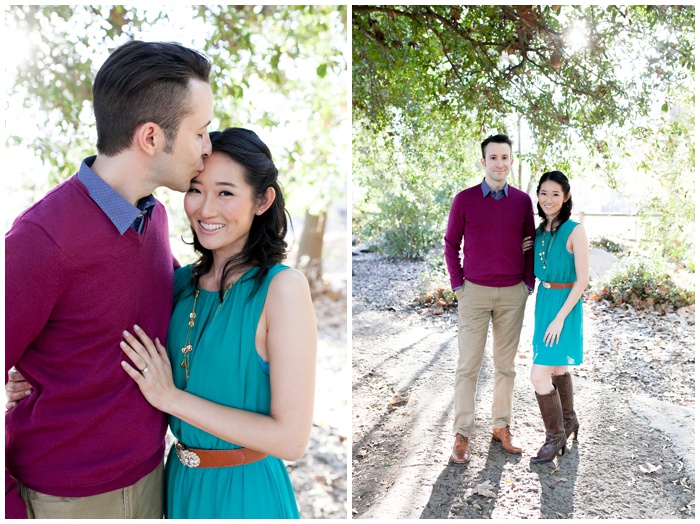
left=521, top=236, right=534, bottom=253
left=544, top=317, right=565, bottom=347
left=120, top=325, right=177, bottom=413
left=5, top=368, right=33, bottom=410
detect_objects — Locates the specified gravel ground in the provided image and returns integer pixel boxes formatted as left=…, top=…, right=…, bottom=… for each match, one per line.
left=351, top=251, right=695, bottom=519
left=351, top=251, right=695, bottom=407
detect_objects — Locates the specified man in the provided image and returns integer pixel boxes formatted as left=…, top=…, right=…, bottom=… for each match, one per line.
left=444, top=134, right=536, bottom=463
left=5, top=40, right=214, bottom=518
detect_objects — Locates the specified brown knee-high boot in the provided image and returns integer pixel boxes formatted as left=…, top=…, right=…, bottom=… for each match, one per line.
left=552, top=372, right=579, bottom=441
left=531, top=385, right=567, bottom=464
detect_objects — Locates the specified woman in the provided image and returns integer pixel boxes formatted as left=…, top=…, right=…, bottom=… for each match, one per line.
left=120, top=127, right=317, bottom=518
left=523, top=171, right=588, bottom=464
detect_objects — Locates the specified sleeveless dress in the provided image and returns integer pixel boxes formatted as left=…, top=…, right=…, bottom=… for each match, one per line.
left=532, top=219, right=584, bottom=366
left=164, top=264, right=300, bottom=519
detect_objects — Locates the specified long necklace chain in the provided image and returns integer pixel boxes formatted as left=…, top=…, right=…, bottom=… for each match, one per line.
left=180, top=281, right=233, bottom=382
left=538, top=227, right=556, bottom=269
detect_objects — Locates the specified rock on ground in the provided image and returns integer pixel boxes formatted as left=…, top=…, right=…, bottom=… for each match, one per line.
left=588, top=246, right=619, bottom=280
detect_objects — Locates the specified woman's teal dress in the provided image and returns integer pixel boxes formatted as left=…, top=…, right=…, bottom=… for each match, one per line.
left=164, top=264, right=300, bottom=519
left=533, top=219, right=584, bottom=366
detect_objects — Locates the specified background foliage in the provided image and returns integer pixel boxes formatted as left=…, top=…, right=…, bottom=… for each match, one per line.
left=593, top=253, right=695, bottom=311
left=352, top=5, right=694, bottom=265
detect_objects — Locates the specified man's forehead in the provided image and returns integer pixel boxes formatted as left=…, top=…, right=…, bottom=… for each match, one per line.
left=484, top=143, right=511, bottom=156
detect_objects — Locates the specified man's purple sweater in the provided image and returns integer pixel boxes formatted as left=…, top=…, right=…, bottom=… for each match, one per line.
left=444, top=182, right=536, bottom=290
left=5, top=175, right=173, bottom=516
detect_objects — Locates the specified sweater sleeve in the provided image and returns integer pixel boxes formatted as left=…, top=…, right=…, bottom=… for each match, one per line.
left=444, top=193, right=465, bottom=290
left=5, top=220, right=61, bottom=381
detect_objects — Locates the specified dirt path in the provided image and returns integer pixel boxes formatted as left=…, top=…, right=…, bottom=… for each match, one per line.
left=351, top=253, right=695, bottom=519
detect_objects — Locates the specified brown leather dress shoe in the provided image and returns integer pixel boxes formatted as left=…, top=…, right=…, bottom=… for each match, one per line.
left=451, top=433, right=471, bottom=463
left=492, top=425, right=523, bottom=453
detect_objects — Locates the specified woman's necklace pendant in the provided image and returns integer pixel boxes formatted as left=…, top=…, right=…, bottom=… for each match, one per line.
left=539, top=229, right=555, bottom=270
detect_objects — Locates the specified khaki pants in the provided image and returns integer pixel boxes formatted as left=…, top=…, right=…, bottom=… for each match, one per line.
left=454, top=279, right=529, bottom=437
left=20, top=462, right=163, bottom=519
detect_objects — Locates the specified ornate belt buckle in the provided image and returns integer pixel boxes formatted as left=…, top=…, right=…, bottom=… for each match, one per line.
left=175, top=441, right=201, bottom=468
left=542, top=282, right=551, bottom=289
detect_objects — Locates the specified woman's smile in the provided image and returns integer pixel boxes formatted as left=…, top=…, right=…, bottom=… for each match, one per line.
left=198, top=221, right=225, bottom=233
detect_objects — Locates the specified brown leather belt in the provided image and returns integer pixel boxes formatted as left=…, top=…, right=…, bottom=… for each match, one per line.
left=175, top=441, right=267, bottom=468
left=541, top=281, right=575, bottom=289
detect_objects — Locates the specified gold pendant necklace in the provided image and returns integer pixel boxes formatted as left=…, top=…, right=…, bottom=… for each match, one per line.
left=538, top=229, right=556, bottom=269
left=180, top=281, right=233, bottom=382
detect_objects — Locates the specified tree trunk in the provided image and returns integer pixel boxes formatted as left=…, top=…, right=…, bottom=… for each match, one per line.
left=296, top=210, right=326, bottom=283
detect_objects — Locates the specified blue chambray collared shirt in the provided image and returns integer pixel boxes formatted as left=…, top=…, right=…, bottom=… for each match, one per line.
left=481, top=178, right=509, bottom=200
left=77, top=156, right=156, bottom=235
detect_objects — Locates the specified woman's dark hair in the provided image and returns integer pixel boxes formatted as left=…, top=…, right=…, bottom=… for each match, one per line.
left=536, top=170, right=572, bottom=232
left=93, top=40, right=211, bottom=156
left=189, top=127, right=289, bottom=300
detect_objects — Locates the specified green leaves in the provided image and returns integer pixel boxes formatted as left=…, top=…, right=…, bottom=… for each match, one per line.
left=353, top=117, right=482, bottom=257
left=353, top=5, right=694, bottom=172
left=352, top=5, right=695, bottom=260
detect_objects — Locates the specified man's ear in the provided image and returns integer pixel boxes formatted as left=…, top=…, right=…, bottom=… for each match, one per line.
left=133, top=122, right=163, bottom=156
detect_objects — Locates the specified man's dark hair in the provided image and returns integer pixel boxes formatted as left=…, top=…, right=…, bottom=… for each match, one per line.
left=188, top=128, right=290, bottom=301
left=93, top=41, right=211, bottom=156
left=480, top=134, right=512, bottom=159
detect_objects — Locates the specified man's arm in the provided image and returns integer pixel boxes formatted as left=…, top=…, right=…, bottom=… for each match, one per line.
left=5, top=220, right=60, bottom=380
left=444, top=193, right=466, bottom=290
left=5, top=221, right=58, bottom=517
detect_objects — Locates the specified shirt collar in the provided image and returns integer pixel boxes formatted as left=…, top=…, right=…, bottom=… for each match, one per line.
left=481, top=178, right=509, bottom=197
left=77, top=156, right=156, bottom=235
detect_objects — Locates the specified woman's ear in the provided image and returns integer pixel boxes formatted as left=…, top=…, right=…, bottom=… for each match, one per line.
left=255, top=187, right=276, bottom=215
